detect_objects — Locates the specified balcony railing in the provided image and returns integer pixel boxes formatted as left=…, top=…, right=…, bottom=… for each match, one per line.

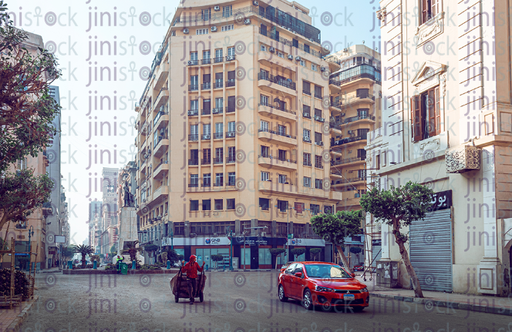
left=153, top=110, right=168, bottom=126
left=315, top=141, right=324, bottom=146
left=212, top=108, right=223, bottom=114
left=226, top=55, right=236, bottom=61
left=330, top=122, right=342, bottom=130
left=202, top=82, right=211, bottom=89
left=303, top=112, right=311, bottom=119
left=331, top=136, right=366, bottom=147
left=331, top=156, right=366, bottom=166
left=314, top=115, right=325, bottom=122
left=215, top=81, right=223, bottom=89
left=188, top=109, right=198, bottom=116
left=188, top=59, right=199, bottom=66
left=189, top=159, right=199, bottom=166
left=189, top=134, right=199, bottom=141
left=258, top=73, right=296, bottom=90
left=213, top=157, right=223, bottom=164
left=226, top=156, right=236, bottom=163
left=314, top=93, right=322, bottom=99
left=258, top=128, right=296, bottom=140
left=189, top=85, right=199, bottom=91
left=214, top=132, right=223, bottom=139
left=226, top=131, right=236, bottom=138
left=258, top=103, right=296, bottom=116
left=202, top=134, right=211, bottom=140
left=188, top=183, right=199, bottom=188
left=226, top=79, right=235, bottom=87
left=202, top=109, right=211, bottom=115
left=202, top=58, right=211, bottom=65
left=226, top=107, right=235, bottom=113
left=331, top=100, right=342, bottom=108
left=303, top=136, right=311, bottom=143
left=343, top=114, right=375, bottom=124
left=202, top=158, right=211, bottom=165
left=214, top=57, right=224, bottom=63
left=332, top=177, right=366, bottom=184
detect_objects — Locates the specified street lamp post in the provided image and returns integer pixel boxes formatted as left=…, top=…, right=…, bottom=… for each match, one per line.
left=226, top=227, right=234, bottom=271
left=27, top=225, right=34, bottom=271
left=170, top=229, right=174, bottom=250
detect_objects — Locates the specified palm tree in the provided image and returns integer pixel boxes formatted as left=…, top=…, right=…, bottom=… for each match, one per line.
left=75, top=244, right=94, bottom=268
left=122, top=241, right=142, bottom=262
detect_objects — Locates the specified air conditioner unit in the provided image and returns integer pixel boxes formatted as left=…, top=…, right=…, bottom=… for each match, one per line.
left=288, top=54, right=293, bottom=60
left=226, top=55, right=234, bottom=61
left=213, top=5, right=220, bottom=11
left=343, top=48, right=348, bottom=52
left=183, top=28, right=189, bottom=34
left=348, top=130, right=354, bottom=135
left=320, top=67, right=326, bottom=72
left=295, top=56, right=301, bottom=61
left=211, top=26, right=217, bottom=32
left=269, top=47, right=275, bottom=53
left=227, top=132, right=235, bottom=137
left=253, top=0, right=259, bottom=5
left=341, top=113, right=345, bottom=116
left=244, top=18, right=251, bottom=25
left=171, top=31, right=176, bottom=37
left=202, top=134, right=211, bottom=139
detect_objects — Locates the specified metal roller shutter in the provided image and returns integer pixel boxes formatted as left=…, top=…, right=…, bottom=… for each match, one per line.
left=409, top=209, right=452, bottom=292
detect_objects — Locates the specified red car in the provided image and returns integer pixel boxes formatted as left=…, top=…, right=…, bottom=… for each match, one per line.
left=278, top=261, right=369, bottom=311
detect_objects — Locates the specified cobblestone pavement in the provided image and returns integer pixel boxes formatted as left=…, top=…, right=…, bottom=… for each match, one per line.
left=18, top=272, right=512, bottom=331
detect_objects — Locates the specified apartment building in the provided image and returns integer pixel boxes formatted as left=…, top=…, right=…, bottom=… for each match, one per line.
left=88, top=199, right=102, bottom=250
left=116, top=161, right=138, bottom=255
left=134, top=0, right=343, bottom=269
left=99, top=168, right=118, bottom=260
left=369, top=0, right=512, bottom=295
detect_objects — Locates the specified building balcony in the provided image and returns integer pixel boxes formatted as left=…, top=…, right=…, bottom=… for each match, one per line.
left=257, top=52, right=296, bottom=72
left=188, top=134, right=199, bottom=141
left=153, top=136, right=169, bottom=158
left=202, top=82, right=211, bottom=90
left=340, top=95, right=376, bottom=110
left=258, top=129, right=297, bottom=146
left=341, top=114, right=376, bottom=126
left=154, top=62, right=169, bottom=90
left=226, top=131, right=236, bottom=139
left=188, top=109, right=199, bottom=116
left=201, top=58, right=211, bottom=65
left=330, top=191, right=343, bottom=201
left=257, top=73, right=296, bottom=96
left=331, top=177, right=366, bottom=187
left=202, top=109, right=211, bottom=116
left=213, top=56, right=224, bottom=64
left=201, top=158, right=211, bottom=165
left=258, top=180, right=297, bottom=195
left=330, top=156, right=366, bottom=168
left=153, top=161, right=169, bottom=180
left=154, top=88, right=169, bottom=110
left=214, top=81, right=223, bottom=89
left=214, top=132, right=223, bottom=139
left=150, top=185, right=169, bottom=205
left=188, top=159, right=199, bottom=166
left=258, top=155, right=298, bottom=171
left=201, top=134, right=211, bottom=140
left=212, top=107, right=224, bottom=115
left=331, top=136, right=366, bottom=148
left=153, top=111, right=169, bottom=129
left=188, top=59, right=199, bottom=66
left=226, top=156, right=236, bottom=163
left=258, top=103, right=296, bottom=122
left=329, top=122, right=342, bottom=135
left=226, top=79, right=236, bottom=88
left=189, top=85, right=199, bottom=92
left=213, top=157, right=223, bottom=164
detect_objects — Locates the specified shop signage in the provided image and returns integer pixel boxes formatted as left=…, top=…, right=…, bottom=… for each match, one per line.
left=233, top=237, right=270, bottom=246
left=429, top=190, right=452, bottom=211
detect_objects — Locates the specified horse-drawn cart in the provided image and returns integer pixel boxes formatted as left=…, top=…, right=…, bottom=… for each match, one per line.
left=170, top=268, right=206, bottom=303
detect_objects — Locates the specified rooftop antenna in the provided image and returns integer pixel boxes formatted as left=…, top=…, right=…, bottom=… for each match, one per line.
left=362, top=40, right=365, bottom=45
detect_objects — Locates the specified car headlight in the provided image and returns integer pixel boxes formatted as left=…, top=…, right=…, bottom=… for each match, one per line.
left=314, top=285, right=334, bottom=292
left=361, top=287, right=368, bottom=293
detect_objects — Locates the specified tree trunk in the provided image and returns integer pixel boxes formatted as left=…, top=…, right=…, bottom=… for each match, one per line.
left=336, top=245, right=352, bottom=274
left=394, top=234, right=424, bottom=298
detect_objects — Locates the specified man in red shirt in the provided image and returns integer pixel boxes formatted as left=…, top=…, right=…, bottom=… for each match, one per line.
left=181, top=255, right=205, bottom=304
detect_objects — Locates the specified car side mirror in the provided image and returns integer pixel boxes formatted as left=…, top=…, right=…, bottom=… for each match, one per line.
left=351, top=273, right=356, bottom=278
left=294, top=272, right=302, bottom=278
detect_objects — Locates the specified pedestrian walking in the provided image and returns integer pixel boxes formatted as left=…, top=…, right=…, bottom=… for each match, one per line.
left=116, top=254, right=124, bottom=274
left=181, top=255, right=204, bottom=305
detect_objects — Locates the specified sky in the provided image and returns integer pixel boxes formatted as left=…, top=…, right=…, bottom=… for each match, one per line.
left=10, top=0, right=380, bottom=245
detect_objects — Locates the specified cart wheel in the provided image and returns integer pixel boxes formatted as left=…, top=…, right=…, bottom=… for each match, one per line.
left=175, top=294, right=179, bottom=303
left=199, top=293, right=204, bottom=303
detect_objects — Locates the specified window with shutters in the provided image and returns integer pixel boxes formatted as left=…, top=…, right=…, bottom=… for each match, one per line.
left=410, top=86, right=440, bottom=142
left=420, top=0, right=440, bottom=25
left=295, top=202, right=304, bottom=214
left=227, top=96, right=236, bottom=112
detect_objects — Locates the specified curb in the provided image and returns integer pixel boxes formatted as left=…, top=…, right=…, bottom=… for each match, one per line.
left=370, top=292, right=512, bottom=316
left=6, top=295, right=39, bottom=332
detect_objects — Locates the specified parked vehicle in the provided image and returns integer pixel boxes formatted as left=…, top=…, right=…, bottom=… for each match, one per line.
left=277, top=261, right=369, bottom=311
left=353, top=265, right=363, bottom=272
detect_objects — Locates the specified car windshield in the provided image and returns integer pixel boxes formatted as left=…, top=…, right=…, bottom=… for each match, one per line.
left=305, top=264, right=351, bottom=279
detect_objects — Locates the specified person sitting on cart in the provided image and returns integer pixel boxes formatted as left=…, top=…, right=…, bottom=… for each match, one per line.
left=181, top=255, right=205, bottom=305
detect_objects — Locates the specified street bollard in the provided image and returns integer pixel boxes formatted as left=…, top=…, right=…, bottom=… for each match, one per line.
left=132, top=260, right=136, bottom=270
left=167, top=260, right=171, bottom=269
left=93, top=261, right=97, bottom=269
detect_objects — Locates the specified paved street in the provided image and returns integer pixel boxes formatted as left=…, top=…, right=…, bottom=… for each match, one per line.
left=18, top=272, right=512, bottom=331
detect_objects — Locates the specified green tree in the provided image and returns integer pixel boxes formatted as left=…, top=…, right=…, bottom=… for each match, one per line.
left=165, top=248, right=179, bottom=265
left=122, top=241, right=142, bottom=262
left=310, top=210, right=363, bottom=274
left=269, top=248, right=286, bottom=269
left=290, top=248, right=306, bottom=261
left=210, top=254, right=224, bottom=269
left=110, top=244, right=116, bottom=256
left=0, top=0, right=60, bottom=234
left=75, top=245, right=94, bottom=268
left=309, top=248, right=322, bottom=261
left=144, top=244, right=159, bottom=263
left=61, top=245, right=75, bottom=261
left=360, top=181, right=433, bottom=298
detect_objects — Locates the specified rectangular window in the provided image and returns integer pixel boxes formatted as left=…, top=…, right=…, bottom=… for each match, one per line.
left=202, top=199, right=211, bottom=211
left=259, top=198, right=270, bottom=210
left=215, top=173, right=223, bottom=187
left=303, top=105, right=311, bottom=118
left=203, top=99, right=211, bottom=112
left=190, top=52, right=198, bottom=61
left=261, top=145, right=270, bottom=158
left=295, top=202, right=304, bottom=214
left=324, top=206, right=333, bottom=214
left=215, top=49, right=223, bottom=59
left=196, top=28, right=209, bottom=35
left=315, top=179, right=323, bottom=189
left=190, top=124, right=198, bottom=140
left=310, top=204, right=320, bottom=215
left=277, top=125, right=286, bottom=136
left=190, top=200, right=199, bottom=211
left=300, top=59, right=306, bottom=67
left=261, top=171, right=270, bottom=182
left=303, top=129, right=311, bottom=142
left=203, top=50, right=210, bottom=59
left=411, top=86, right=441, bottom=142
left=190, top=174, right=198, bottom=187
left=227, top=199, right=235, bottom=210
left=215, top=97, right=223, bottom=110
left=260, top=120, right=269, bottom=132
left=227, top=146, right=236, bottom=162
left=203, top=148, right=211, bottom=164
left=277, top=200, right=288, bottom=212
left=215, top=199, right=223, bottom=210
left=278, top=149, right=286, bottom=161
left=311, top=64, right=317, bottom=71
left=314, top=85, right=322, bottom=99
left=421, top=0, right=440, bottom=25
left=203, top=173, right=211, bottom=187
left=215, top=147, right=223, bottom=162
left=221, top=24, right=234, bottom=31
left=356, top=88, right=369, bottom=98
left=190, top=99, right=199, bottom=110
left=228, top=47, right=235, bottom=56
left=303, top=153, right=311, bottom=166
left=357, top=108, right=369, bottom=118
left=303, top=81, right=311, bottom=95
left=201, top=8, right=211, bottom=21
left=228, top=172, right=236, bottom=186
left=260, top=94, right=269, bottom=106
left=227, top=96, right=236, bottom=112
left=228, top=121, right=236, bottom=133
left=315, top=132, right=322, bottom=146
left=261, top=44, right=267, bottom=52
left=304, top=44, right=310, bottom=53
left=203, top=123, right=211, bottom=138
left=358, top=169, right=367, bottom=179
left=260, top=24, right=267, bottom=36
left=303, top=176, right=311, bottom=187
left=222, top=5, right=232, bottom=18
left=278, top=174, right=287, bottom=184
left=358, top=128, right=369, bottom=139
left=215, top=122, right=223, bottom=138
left=315, top=155, right=323, bottom=169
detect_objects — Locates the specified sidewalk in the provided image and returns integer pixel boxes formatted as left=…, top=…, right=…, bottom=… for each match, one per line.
left=0, top=296, right=38, bottom=331
left=356, top=272, right=512, bottom=316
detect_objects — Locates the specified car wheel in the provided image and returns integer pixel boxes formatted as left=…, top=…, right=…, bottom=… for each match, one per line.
left=302, top=289, right=313, bottom=310
left=352, top=306, right=365, bottom=312
left=278, top=284, right=288, bottom=302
